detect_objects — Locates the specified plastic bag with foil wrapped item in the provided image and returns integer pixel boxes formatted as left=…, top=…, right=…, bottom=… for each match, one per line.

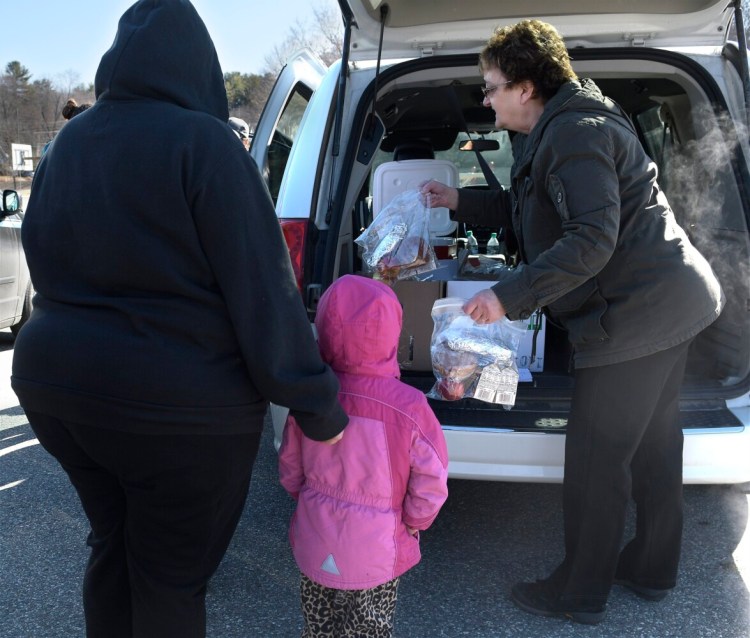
left=355, top=189, right=438, bottom=283
left=427, top=297, right=526, bottom=406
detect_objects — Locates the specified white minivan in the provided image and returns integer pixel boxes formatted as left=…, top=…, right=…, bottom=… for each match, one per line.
left=251, top=0, right=750, bottom=484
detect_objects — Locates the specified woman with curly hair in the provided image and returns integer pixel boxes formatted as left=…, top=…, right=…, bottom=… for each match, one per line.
left=422, top=19, right=723, bottom=625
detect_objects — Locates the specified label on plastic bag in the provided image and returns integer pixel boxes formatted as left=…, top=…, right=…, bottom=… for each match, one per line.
left=473, top=363, right=518, bottom=405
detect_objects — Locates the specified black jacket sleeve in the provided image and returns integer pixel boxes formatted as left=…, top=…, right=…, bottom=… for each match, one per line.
left=192, top=147, right=348, bottom=441
left=452, top=187, right=512, bottom=227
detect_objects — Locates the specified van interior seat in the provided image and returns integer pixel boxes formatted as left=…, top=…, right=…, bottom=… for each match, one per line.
left=392, top=140, right=435, bottom=161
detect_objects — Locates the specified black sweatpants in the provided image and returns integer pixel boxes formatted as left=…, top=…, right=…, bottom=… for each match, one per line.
left=25, top=411, right=262, bottom=638
left=553, top=339, right=692, bottom=608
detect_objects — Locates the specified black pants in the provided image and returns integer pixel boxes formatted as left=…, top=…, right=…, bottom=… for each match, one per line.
left=25, top=411, right=262, bottom=638
left=553, top=340, right=691, bottom=608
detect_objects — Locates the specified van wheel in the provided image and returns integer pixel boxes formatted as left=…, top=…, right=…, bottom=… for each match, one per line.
left=10, top=282, right=33, bottom=337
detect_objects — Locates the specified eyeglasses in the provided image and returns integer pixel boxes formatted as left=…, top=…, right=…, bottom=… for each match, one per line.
left=481, top=80, right=513, bottom=98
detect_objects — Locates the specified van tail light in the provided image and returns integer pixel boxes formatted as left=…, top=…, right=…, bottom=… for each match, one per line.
left=280, top=219, right=308, bottom=291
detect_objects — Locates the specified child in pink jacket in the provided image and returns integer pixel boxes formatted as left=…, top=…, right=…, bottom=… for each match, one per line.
left=279, top=274, right=449, bottom=638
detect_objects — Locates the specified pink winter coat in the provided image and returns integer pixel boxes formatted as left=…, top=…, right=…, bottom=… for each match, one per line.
left=279, top=275, right=449, bottom=590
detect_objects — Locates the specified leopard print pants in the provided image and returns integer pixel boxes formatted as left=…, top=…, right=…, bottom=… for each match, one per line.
left=300, top=573, right=400, bottom=638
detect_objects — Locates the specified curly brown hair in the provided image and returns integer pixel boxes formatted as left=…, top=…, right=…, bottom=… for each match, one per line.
left=479, top=19, right=577, bottom=102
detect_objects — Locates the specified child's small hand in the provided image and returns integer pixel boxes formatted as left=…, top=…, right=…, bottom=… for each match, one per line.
left=323, top=431, right=344, bottom=445
left=407, top=526, right=418, bottom=536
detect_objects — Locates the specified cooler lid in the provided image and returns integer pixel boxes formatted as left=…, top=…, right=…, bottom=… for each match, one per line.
left=372, top=159, right=459, bottom=237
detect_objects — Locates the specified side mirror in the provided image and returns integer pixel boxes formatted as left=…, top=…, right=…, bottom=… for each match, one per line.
left=459, top=139, right=500, bottom=152
left=1, top=190, right=22, bottom=215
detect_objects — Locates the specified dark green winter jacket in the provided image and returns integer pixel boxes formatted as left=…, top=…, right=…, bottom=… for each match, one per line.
left=455, top=79, right=724, bottom=368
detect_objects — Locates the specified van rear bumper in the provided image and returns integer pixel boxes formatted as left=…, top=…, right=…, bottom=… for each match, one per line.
left=443, top=421, right=750, bottom=484
left=273, top=402, right=750, bottom=484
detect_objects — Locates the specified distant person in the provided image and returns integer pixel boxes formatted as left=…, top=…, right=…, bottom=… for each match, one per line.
left=41, top=98, right=93, bottom=156
left=228, top=116, right=251, bottom=150
left=62, top=98, right=93, bottom=121
left=12, top=1, right=347, bottom=638
left=279, top=274, right=449, bottom=638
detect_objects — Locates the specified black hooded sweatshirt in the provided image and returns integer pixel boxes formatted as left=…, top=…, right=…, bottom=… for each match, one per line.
left=12, top=0, right=347, bottom=440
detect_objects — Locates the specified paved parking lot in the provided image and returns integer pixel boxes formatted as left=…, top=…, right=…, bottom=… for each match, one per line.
left=1, top=332, right=749, bottom=637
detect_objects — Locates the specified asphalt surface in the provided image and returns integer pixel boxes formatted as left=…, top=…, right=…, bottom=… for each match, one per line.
left=1, top=330, right=749, bottom=637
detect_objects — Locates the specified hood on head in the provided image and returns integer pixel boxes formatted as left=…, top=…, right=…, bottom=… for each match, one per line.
left=94, top=0, right=228, bottom=121
left=315, top=275, right=402, bottom=378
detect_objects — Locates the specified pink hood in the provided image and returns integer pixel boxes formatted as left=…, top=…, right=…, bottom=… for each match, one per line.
left=315, top=275, right=401, bottom=378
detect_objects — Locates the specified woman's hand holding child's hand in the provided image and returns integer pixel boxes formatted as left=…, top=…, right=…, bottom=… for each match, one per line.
left=324, top=431, right=344, bottom=445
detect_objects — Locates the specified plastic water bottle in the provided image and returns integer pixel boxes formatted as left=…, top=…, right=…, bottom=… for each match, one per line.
left=486, top=232, right=501, bottom=255
left=466, top=230, right=479, bottom=255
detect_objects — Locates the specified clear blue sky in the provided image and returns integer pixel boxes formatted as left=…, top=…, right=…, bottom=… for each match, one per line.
left=0, top=0, right=339, bottom=86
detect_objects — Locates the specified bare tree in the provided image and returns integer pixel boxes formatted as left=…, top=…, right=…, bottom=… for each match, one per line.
left=262, top=0, right=343, bottom=74
left=33, top=78, right=61, bottom=146
left=310, top=4, right=345, bottom=65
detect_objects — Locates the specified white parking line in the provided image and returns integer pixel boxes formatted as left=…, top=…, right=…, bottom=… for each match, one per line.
left=734, top=493, right=750, bottom=590
left=0, top=479, right=26, bottom=491
left=0, top=438, right=39, bottom=457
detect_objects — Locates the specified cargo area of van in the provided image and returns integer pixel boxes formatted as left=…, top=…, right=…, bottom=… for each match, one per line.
left=336, top=54, right=750, bottom=439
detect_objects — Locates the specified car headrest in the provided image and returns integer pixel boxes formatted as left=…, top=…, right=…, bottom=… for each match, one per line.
left=392, top=140, right=435, bottom=161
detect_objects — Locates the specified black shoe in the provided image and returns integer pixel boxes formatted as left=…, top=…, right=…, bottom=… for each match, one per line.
left=614, top=578, right=671, bottom=602
left=511, top=581, right=606, bottom=625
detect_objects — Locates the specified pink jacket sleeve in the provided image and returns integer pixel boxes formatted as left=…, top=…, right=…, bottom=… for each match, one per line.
left=402, top=406, right=449, bottom=530
left=278, top=415, right=304, bottom=500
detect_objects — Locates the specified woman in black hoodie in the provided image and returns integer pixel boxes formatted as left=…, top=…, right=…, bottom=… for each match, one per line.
left=12, top=1, right=347, bottom=636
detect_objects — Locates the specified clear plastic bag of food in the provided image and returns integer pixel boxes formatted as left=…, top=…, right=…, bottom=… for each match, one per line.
left=427, top=297, right=526, bottom=406
left=355, top=189, right=438, bottom=283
